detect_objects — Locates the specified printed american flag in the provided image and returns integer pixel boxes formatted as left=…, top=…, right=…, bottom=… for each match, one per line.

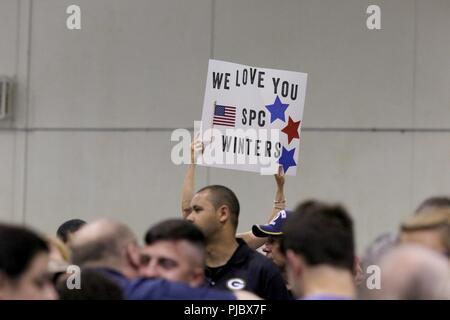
left=212, top=104, right=236, bottom=127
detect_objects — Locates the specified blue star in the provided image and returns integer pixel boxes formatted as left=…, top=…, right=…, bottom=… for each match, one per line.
left=278, top=146, right=297, bottom=173
left=265, top=96, right=289, bottom=123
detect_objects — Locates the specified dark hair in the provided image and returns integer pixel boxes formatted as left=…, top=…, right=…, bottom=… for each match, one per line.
left=415, top=196, right=450, bottom=214
left=56, top=268, right=123, bottom=300
left=0, top=224, right=49, bottom=279
left=144, top=219, right=205, bottom=249
left=293, top=199, right=322, bottom=214
left=57, top=219, right=87, bottom=243
left=281, top=203, right=355, bottom=271
left=197, top=185, right=240, bottom=228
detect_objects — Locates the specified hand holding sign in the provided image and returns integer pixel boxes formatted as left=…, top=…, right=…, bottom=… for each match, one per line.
left=274, top=165, right=285, bottom=190
left=191, top=133, right=205, bottom=165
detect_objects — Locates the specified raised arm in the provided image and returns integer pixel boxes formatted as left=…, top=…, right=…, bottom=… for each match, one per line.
left=238, top=166, right=286, bottom=249
left=268, top=165, right=286, bottom=222
left=181, top=137, right=203, bottom=218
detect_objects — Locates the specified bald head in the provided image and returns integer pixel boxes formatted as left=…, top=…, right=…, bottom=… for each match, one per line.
left=70, top=219, right=137, bottom=268
left=362, top=245, right=450, bottom=300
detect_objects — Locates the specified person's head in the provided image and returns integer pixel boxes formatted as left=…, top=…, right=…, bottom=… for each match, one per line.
left=400, top=208, right=450, bottom=258
left=69, top=219, right=141, bottom=278
left=187, top=185, right=240, bottom=239
left=0, top=224, right=58, bottom=300
left=141, top=219, right=206, bottom=287
left=281, top=202, right=355, bottom=298
left=252, top=210, right=291, bottom=269
left=262, top=236, right=288, bottom=284
left=293, top=199, right=322, bottom=215
left=415, top=196, right=450, bottom=215
left=56, top=219, right=87, bottom=243
left=360, top=244, right=450, bottom=299
left=56, top=268, right=123, bottom=300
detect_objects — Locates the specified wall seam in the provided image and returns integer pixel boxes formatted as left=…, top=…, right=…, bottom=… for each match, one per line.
left=410, top=0, right=418, bottom=212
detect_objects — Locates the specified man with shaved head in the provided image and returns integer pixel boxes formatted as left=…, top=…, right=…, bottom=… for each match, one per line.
left=181, top=141, right=289, bottom=299
left=360, top=244, right=450, bottom=299
left=69, top=219, right=257, bottom=300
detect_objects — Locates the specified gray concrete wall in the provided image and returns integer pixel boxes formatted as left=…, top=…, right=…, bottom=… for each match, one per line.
left=1, top=0, right=449, bottom=253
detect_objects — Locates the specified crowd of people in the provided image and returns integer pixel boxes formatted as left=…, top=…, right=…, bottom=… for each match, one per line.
left=0, top=142, right=449, bottom=300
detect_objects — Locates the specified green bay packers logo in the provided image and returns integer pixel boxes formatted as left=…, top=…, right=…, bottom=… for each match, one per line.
left=226, top=278, right=246, bottom=290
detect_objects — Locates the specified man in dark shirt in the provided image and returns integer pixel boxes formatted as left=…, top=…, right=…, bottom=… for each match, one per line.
left=69, top=219, right=257, bottom=300
left=203, top=237, right=288, bottom=299
left=182, top=154, right=289, bottom=299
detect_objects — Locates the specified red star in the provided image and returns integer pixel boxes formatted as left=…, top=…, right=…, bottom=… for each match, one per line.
left=281, top=117, right=301, bottom=144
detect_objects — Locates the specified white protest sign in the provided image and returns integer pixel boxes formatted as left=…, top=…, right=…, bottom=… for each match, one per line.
left=198, top=59, right=307, bottom=176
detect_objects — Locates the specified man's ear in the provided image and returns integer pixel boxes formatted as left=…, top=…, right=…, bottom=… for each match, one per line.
left=126, top=242, right=141, bottom=268
left=217, top=205, right=229, bottom=224
left=286, top=250, right=304, bottom=277
left=189, top=267, right=205, bottom=287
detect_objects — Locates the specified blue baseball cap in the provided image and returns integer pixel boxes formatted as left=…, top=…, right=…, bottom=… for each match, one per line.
left=251, top=210, right=292, bottom=238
